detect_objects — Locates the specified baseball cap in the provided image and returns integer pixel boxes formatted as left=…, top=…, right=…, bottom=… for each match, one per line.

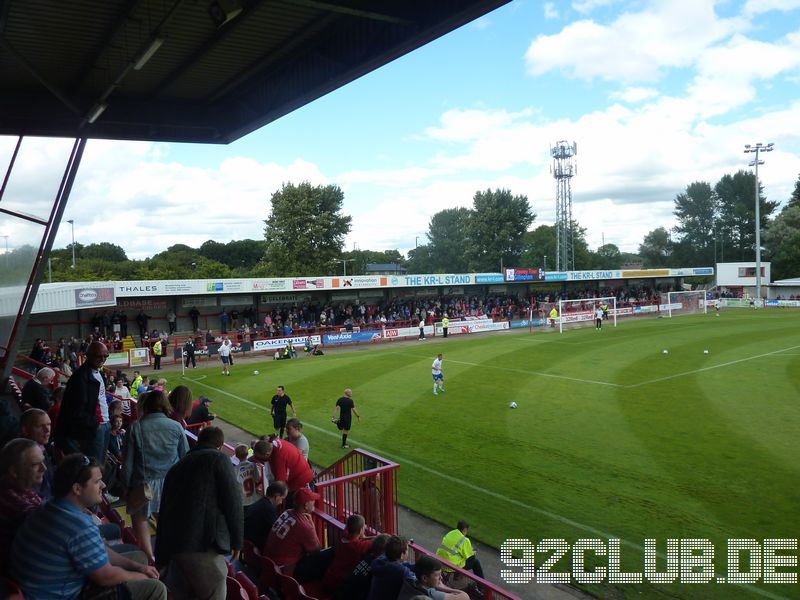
left=294, top=487, right=320, bottom=505
left=199, top=396, right=212, bottom=403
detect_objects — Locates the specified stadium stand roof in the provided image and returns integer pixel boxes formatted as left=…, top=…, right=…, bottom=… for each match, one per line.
left=0, top=0, right=509, bottom=143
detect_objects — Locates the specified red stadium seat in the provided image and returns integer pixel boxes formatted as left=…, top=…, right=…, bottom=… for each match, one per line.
left=259, top=556, right=282, bottom=595
left=242, top=540, right=262, bottom=575
left=121, top=526, right=140, bottom=547
left=276, top=573, right=317, bottom=600
left=234, top=571, right=260, bottom=600
left=226, top=576, right=248, bottom=600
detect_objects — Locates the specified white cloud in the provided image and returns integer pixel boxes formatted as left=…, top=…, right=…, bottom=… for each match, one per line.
left=744, top=0, right=800, bottom=16
left=610, top=87, right=660, bottom=103
left=525, top=0, right=747, bottom=82
left=544, top=2, right=559, bottom=19
left=572, top=0, right=616, bottom=15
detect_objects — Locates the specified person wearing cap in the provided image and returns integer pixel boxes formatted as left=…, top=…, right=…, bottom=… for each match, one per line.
left=263, top=487, right=328, bottom=581
left=187, top=396, right=215, bottom=425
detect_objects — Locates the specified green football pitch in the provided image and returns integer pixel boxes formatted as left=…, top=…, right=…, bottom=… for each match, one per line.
left=178, top=310, right=800, bottom=600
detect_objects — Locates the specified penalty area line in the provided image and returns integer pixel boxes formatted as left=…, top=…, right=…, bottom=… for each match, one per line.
left=181, top=379, right=785, bottom=600
left=628, top=344, right=800, bottom=389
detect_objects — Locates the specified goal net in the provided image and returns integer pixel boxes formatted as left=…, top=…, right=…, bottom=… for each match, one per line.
left=663, top=290, right=708, bottom=318
left=557, top=297, right=617, bottom=334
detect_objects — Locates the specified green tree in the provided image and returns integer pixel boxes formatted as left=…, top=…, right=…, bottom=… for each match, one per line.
left=638, top=227, right=673, bottom=267
left=788, top=173, right=800, bottom=210
left=594, top=243, right=622, bottom=269
left=466, top=189, right=534, bottom=272
left=81, top=242, right=128, bottom=262
left=521, top=222, right=593, bottom=271
left=406, top=245, right=435, bottom=274
left=715, top=170, right=779, bottom=262
left=764, top=204, right=800, bottom=280
left=426, top=208, right=471, bottom=273
left=262, top=182, right=351, bottom=276
left=341, top=249, right=405, bottom=275
left=672, top=182, right=717, bottom=267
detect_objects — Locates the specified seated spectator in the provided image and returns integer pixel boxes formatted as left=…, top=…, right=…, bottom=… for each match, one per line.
left=435, top=520, right=484, bottom=579
left=48, top=385, right=65, bottom=426
left=368, top=535, right=416, bottom=600
left=323, top=514, right=373, bottom=590
left=10, top=453, right=165, bottom=599
left=337, top=534, right=390, bottom=600
left=285, top=417, right=309, bottom=459
left=168, top=385, right=193, bottom=429
left=108, top=399, right=124, bottom=421
left=108, top=415, right=126, bottom=461
left=155, top=426, right=243, bottom=600
left=21, top=367, right=55, bottom=410
left=187, top=395, right=215, bottom=425
left=19, top=408, right=54, bottom=499
left=243, top=481, right=287, bottom=553
left=263, top=487, right=328, bottom=581
left=397, top=555, right=470, bottom=600
left=0, top=438, right=46, bottom=571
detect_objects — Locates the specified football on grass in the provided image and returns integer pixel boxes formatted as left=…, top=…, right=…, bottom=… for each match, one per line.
left=509, top=401, right=518, bottom=409
left=253, top=370, right=259, bottom=375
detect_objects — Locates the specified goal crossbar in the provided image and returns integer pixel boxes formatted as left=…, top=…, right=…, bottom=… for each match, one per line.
left=557, top=296, right=617, bottom=334
left=665, top=290, right=708, bottom=318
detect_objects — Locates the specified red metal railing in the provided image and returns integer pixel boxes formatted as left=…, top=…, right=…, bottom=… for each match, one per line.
left=314, top=448, right=399, bottom=537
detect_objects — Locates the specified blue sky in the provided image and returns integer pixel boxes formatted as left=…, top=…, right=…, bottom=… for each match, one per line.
left=3, top=0, right=800, bottom=261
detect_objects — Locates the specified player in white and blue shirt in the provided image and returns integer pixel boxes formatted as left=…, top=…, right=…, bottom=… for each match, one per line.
left=431, top=353, right=444, bottom=395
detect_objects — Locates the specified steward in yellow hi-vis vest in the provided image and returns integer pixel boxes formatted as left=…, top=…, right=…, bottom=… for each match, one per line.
left=441, top=315, right=450, bottom=338
left=435, top=520, right=484, bottom=578
left=549, top=306, right=558, bottom=328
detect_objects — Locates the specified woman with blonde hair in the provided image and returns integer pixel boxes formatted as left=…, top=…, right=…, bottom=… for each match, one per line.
left=122, top=390, right=188, bottom=562
left=168, top=385, right=193, bottom=429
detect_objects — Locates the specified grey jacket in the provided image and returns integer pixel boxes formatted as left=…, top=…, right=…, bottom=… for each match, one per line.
left=122, top=412, right=188, bottom=485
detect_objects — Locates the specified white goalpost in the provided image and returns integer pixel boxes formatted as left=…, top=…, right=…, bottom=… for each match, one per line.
left=557, top=296, right=617, bottom=334
left=664, top=290, right=708, bottom=318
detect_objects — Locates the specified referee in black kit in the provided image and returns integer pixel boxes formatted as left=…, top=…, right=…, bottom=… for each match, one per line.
left=332, top=388, right=361, bottom=449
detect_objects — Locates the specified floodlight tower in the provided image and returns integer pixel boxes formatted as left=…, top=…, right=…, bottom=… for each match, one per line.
left=744, top=142, right=773, bottom=303
left=550, top=141, right=577, bottom=272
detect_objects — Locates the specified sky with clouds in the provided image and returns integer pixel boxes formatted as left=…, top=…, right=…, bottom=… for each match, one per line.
left=2, top=0, right=799, bottom=261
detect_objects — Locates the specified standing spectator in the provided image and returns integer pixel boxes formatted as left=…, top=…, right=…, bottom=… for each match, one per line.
left=184, top=338, right=197, bottom=369
left=136, top=310, right=151, bottom=341
left=21, top=367, right=55, bottom=410
left=0, top=438, right=46, bottom=571
left=166, top=309, right=177, bottom=334
left=152, top=338, right=163, bottom=371
left=187, top=396, right=215, bottom=425
left=122, top=390, right=189, bottom=563
left=220, top=309, right=229, bottom=334
left=53, top=341, right=110, bottom=463
left=48, top=385, right=65, bottom=427
left=11, top=453, right=166, bottom=600
left=263, top=437, right=313, bottom=499
left=168, top=385, right=194, bottom=429
left=156, top=426, right=243, bottom=600
left=230, top=308, right=240, bottom=330
left=19, top=408, right=54, bottom=499
left=332, top=388, right=361, bottom=449
left=286, top=418, right=309, bottom=459
left=189, top=306, right=200, bottom=331
left=218, top=338, right=232, bottom=376
left=271, top=385, right=296, bottom=438
left=234, top=444, right=263, bottom=509
left=243, top=480, right=288, bottom=552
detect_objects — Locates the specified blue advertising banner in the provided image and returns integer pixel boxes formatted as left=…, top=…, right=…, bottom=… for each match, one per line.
left=510, top=318, right=546, bottom=329
left=544, top=272, right=568, bottom=281
left=475, top=274, right=505, bottom=284
left=323, top=331, right=383, bottom=345
left=692, top=267, right=714, bottom=275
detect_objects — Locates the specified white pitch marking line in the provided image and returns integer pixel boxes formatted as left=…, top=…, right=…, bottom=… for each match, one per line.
left=390, top=351, right=622, bottom=388
left=629, top=344, right=800, bottom=389
left=181, top=375, right=207, bottom=381
left=185, top=379, right=786, bottom=600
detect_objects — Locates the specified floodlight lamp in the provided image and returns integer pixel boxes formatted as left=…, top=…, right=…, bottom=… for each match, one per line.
left=133, top=38, right=164, bottom=71
left=87, top=103, right=107, bottom=124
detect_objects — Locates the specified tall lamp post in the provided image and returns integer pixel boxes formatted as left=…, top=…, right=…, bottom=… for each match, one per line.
left=334, top=258, right=355, bottom=276
left=543, top=255, right=547, bottom=271
left=743, top=143, right=773, bottom=303
left=67, top=219, right=76, bottom=268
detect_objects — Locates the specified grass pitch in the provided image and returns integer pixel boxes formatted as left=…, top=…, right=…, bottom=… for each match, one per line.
left=178, top=310, right=800, bottom=599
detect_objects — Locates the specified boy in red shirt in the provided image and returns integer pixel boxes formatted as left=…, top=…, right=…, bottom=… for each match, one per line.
left=323, top=514, right=372, bottom=590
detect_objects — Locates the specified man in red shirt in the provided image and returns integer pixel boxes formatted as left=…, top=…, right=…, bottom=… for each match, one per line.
left=264, top=437, right=313, bottom=498
left=323, top=514, right=372, bottom=590
left=263, top=487, right=321, bottom=577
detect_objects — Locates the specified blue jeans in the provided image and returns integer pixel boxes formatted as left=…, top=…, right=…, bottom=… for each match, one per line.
left=92, top=421, right=111, bottom=464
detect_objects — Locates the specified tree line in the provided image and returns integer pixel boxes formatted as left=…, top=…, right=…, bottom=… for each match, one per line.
left=12, top=172, right=798, bottom=284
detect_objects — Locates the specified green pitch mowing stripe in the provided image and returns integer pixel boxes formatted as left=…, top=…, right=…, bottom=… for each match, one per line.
left=178, top=311, right=800, bottom=599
